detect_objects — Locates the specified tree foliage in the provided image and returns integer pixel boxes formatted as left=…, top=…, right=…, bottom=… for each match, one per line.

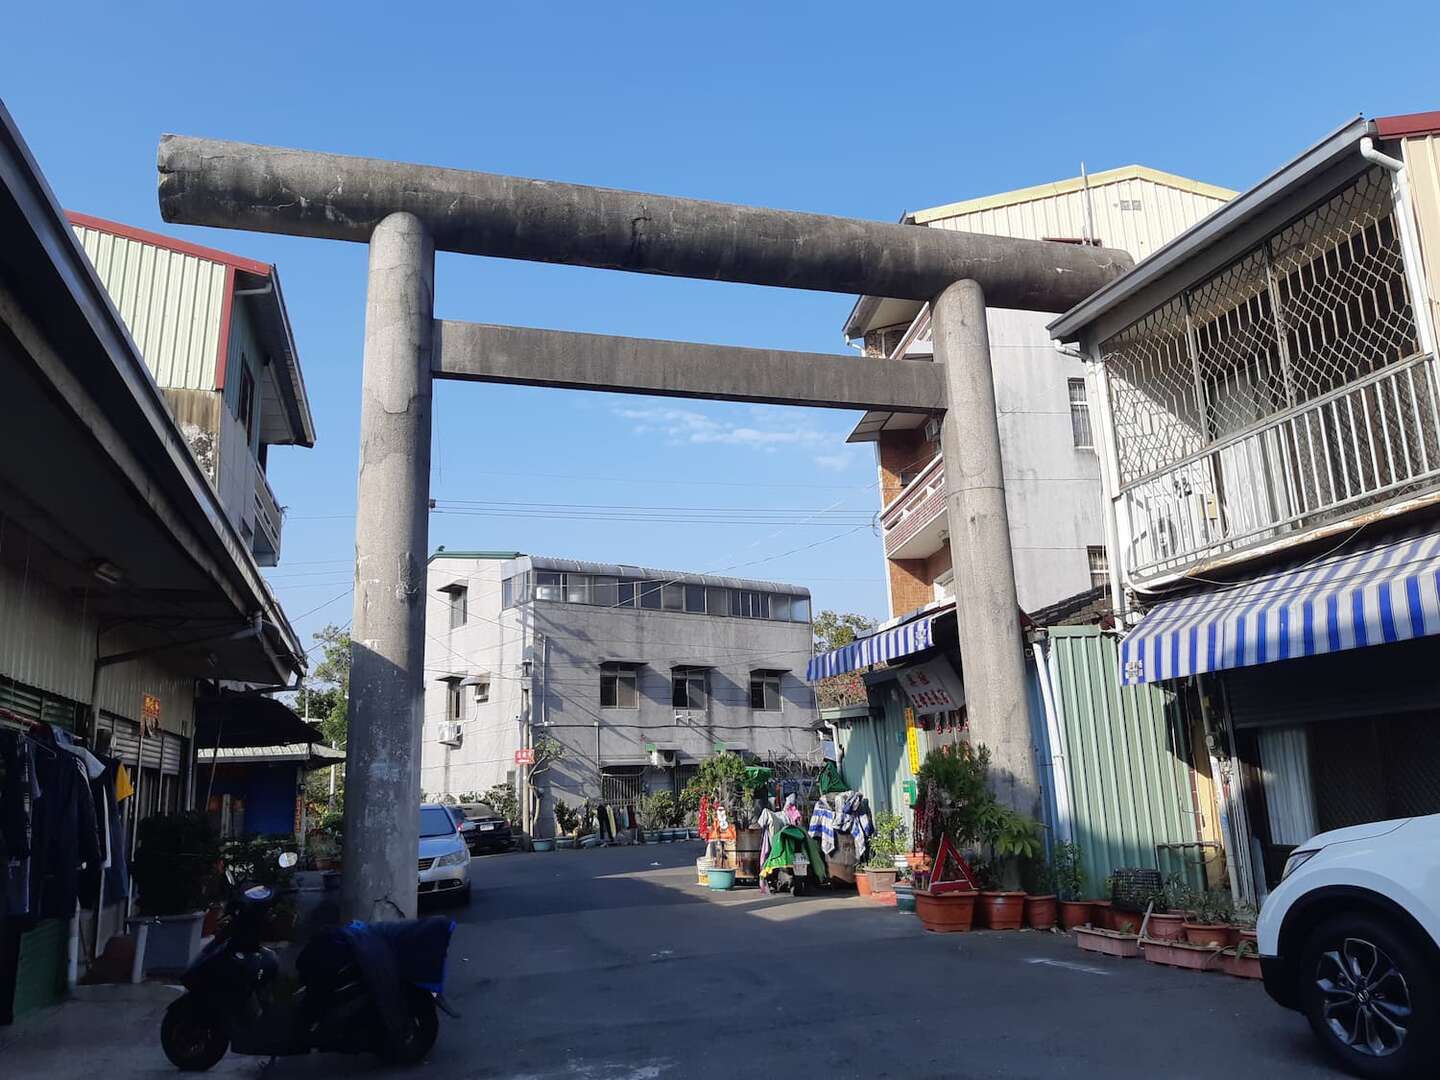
left=811, top=609, right=878, bottom=709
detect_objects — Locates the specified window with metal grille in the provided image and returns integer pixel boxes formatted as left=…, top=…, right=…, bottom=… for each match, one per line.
left=1069, top=378, right=1093, bottom=448
left=1087, top=546, right=1109, bottom=590
left=671, top=668, right=706, bottom=710
left=445, top=585, right=467, bottom=629
left=601, top=665, right=638, bottom=709
left=749, top=673, right=781, bottom=712
left=1098, top=166, right=1426, bottom=577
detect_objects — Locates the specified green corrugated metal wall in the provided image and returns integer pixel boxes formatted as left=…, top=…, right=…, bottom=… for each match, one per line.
left=1048, top=626, right=1200, bottom=893
left=833, top=683, right=915, bottom=817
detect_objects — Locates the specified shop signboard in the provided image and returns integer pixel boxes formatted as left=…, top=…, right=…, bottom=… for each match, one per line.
left=514, top=747, right=535, bottom=765
left=141, top=693, right=161, bottom=735
left=897, top=659, right=964, bottom=718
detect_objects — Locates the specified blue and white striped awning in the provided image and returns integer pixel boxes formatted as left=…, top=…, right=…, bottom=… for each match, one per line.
left=1121, top=525, right=1440, bottom=686
left=806, top=612, right=937, bottom=681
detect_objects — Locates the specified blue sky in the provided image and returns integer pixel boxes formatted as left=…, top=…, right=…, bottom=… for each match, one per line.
left=5, top=1, right=1439, bottom=655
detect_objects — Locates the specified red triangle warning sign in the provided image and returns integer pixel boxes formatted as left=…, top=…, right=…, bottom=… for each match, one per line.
left=928, top=834, right=980, bottom=894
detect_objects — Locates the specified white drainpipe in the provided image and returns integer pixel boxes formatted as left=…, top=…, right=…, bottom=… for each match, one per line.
left=1361, top=136, right=1437, bottom=357
left=1031, top=640, right=1073, bottom=846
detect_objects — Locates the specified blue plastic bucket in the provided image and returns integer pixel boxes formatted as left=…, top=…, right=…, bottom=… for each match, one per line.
left=706, top=867, right=736, bottom=891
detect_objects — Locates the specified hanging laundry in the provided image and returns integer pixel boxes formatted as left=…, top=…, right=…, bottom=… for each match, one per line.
left=114, top=762, right=134, bottom=802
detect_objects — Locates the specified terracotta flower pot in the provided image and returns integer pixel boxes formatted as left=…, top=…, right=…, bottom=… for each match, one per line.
left=1075, top=926, right=1140, bottom=958
left=1058, top=900, right=1093, bottom=930
left=1106, top=908, right=1143, bottom=936
left=1237, top=928, right=1258, bottom=947
left=915, top=890, right=976, bottom=933
left=1143, top=940, right=1222, bottom=971
left=865, top=868, right=899, bottom=897
left=1182, top=922, right=1237, bottom=948
left=907, top=852, right=933, bottom=873
left=977, top=890, right=1025, bottom=930
left=1222, top=949, right=1263, bottom=979
left=856, top=872, right=873, bottom=898
left=1024, top=894, right=1058, bottom=930
left=1144, top=912, right=1188, bottom=942
left=1090, top=899, right=1113, bottom=927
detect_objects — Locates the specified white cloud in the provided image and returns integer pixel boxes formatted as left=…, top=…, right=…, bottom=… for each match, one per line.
left=812, top=451, right=860, bottom=472
left=615, top=405, right=833, bottom=453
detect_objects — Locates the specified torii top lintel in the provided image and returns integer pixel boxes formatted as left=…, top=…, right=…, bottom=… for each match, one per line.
left=156, top=135, right=1131, bottom=312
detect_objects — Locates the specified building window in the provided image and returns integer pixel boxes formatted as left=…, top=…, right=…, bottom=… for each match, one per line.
left=684, top=584, right=706, bottom=613
left=672, top=668, right=706, bottom=710
left=564, top=574, right=590, bottom=604
left=535, top=571, right=562, bottom=601
left=592, top=576, right=618, bottom=608
left=791, top=596, right=811, bottom=622
left=472, top=680, right=490, bottom=703
left=447, top=681, right=464, bottom=721
left=749, top=672, right=781, bottom=712
left=638, top=581, right=662, bottom=609
left=444, top=585, right=468, bottom=629
left=1069, top=378, right=1093, bottom=449
left=661, top=583, right=684, bottom=611
left=238, top=362, right=257, bottom=444
left=706, top=586, right=729, bottom=615
left=601, top=666, right=638, bottom=709
left=1088, top=546, right=1110, bottom=590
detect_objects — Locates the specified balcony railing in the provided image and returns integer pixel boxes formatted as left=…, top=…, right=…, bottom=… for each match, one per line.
left=881, top=452, right=946, bottom=559
left=252, top=459, right=284, bottom=567
left=1122, top=352, right=1440, bottom=581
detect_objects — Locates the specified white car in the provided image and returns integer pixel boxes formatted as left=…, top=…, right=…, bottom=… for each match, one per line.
left=418, top=803, right=472, bottom=904
left=1257, top=814, right=1439, bottom=1077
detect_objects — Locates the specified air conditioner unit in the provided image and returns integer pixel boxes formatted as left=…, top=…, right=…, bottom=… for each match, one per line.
left=437, top=721, right=463, bottom=747
left=649, top=748, right=678, bottom=767
left=923, top=418, right=942, bottom=442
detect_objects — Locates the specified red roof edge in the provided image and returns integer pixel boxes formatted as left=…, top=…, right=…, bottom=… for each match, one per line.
left=1374, top=111, right=1440, bottom=140
left=66, top=210, right=273, bottom=278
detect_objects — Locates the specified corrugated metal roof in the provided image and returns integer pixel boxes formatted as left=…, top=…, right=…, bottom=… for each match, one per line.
left=910, top=165, right=1235, bottom=225
left=505, top=554, right=810, bottom=595
left=73, top=220, right=228, bottom=392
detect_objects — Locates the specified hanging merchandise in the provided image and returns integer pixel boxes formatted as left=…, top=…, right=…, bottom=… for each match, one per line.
left=816, top=761, right=848, bottom=795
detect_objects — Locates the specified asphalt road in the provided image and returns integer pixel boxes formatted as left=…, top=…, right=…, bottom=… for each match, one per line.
left=6, top=844, right=1341, bottom=1079
left=411, top=843, right=1336, bottom=1080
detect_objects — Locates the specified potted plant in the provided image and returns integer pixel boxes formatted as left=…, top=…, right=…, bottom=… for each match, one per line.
left=222, top=835, right=299, bottom=939
left=1231, top=902, right=1258, bottom=948
left=973, top=809, right=1040, bottom=930
left=1022, top=857, right=1058, bottom=930
left=861, top=811, right=906, bottom=899
left=1182, top=889, right=1237, bottom=947
left=1075, top=923, right=1141, bottom=958
left=553, top=799, right=579, bottom=848
left=1222, top=936, right=1263, bottom=979
left=1052, top=842, right=1092, bottom=930
left=131, top=812, right=221, bottom=973
left=1142, top=873, right=1191, bottom=942
left=893, top=867, right=917, bottom=914
left=915, top=887, right=977, bottom=932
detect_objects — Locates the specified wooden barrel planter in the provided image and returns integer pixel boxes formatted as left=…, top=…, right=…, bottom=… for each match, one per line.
left=915, top=890, right=976, bottom=933
left=733, top=828, right=763, bottom=881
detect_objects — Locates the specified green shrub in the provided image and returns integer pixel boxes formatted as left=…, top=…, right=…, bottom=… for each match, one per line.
left=132, top=812, right=221, bottom=916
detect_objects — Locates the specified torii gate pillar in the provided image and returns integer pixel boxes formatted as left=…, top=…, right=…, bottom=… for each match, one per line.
left=344, top=213, right=434, bottom=922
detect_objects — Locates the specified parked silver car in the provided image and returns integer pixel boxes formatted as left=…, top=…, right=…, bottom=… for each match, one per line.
left=418, top=803, right=471, bottom=904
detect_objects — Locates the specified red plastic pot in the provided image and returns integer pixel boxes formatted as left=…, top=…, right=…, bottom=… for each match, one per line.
left=1058, top=900, right=1093, bottom=930
left=977, top=890, right=1026, bottom=930
left=915, top=890, right=976, bottom=933
left=1024, top=894, right=1058, bottom=929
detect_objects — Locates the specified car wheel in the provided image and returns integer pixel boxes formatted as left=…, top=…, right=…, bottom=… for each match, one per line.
left=1299, top=913, right=1437, bottom=1079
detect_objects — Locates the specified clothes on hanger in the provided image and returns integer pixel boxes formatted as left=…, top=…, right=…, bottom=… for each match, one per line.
left=28, top=725, right=101, bottom=920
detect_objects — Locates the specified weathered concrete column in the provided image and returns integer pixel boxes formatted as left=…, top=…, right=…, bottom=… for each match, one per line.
left=342, top=212, right=434, bottom=922
left=933, top=279, right=1041, bottom=821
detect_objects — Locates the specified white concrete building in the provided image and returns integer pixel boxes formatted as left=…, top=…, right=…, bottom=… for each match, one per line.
left=420, top=551, right=817, bottom=831
left=843, top=165, right=1235, bottom=618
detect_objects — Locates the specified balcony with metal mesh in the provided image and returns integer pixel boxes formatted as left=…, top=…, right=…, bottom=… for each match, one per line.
left=1100, top=166, right=1434, bottom=583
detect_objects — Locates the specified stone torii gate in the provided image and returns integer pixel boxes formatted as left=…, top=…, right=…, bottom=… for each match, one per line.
left=156, top=136, right=1130, bottom=921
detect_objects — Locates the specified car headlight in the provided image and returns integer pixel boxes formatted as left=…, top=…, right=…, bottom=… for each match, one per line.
left=1282, top=849, right=1319, bottom=880
left=435, top=849, right=470, bottom=868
